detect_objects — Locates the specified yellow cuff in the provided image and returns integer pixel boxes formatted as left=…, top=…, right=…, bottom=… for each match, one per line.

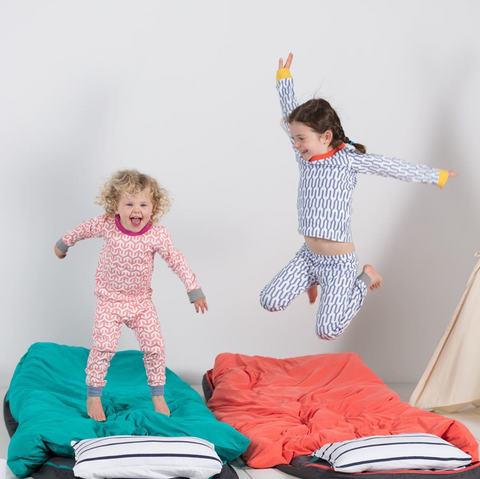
left=437, top=169, right=449, bottom=189
left=276, top=68, right=292, bottom=83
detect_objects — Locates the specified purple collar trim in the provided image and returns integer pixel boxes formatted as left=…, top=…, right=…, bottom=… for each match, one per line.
left=115, top=215, right=153, bottom=236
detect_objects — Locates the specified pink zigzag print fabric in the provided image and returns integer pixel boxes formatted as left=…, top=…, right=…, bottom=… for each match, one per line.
left=62, top=215, right=200, bottom=302
left=87, top=298, right=165, bottom=387
left=62, top=214, right=200, bottom=387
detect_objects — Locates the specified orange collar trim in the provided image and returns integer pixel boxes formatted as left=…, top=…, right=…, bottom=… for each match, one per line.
left=309, top=143, right=345, bottom=162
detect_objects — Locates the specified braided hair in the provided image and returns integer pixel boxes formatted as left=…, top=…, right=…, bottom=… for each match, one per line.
left=288, top=98, right=366, bottom=154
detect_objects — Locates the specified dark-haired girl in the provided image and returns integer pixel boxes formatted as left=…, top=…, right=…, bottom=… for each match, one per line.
left=260, top=53, right=457, bottom=340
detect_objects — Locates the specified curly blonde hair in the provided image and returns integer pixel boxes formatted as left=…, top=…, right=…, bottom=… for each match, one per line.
left=96, top=170, right=171, bottom=223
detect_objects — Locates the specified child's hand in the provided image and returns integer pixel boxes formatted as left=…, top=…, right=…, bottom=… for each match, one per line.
left=448, top=170, right=459, bottom=178
left=278, top=53, right=293, bottom=70
left=193, top=298, right=208, bottom=314
left=54, top=244, right=66, bottom=259
left=307, top=285, right=318, bottom=304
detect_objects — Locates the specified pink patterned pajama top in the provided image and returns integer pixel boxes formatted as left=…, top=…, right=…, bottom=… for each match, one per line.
left=56, top=214, right=204, bottom=302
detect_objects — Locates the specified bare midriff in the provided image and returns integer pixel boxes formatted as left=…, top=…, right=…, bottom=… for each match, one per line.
left=305, top=236, right=355, bottom=256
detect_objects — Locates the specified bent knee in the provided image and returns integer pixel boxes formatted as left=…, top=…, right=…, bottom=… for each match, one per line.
left=259, top=289, right=286, bottom=312
left=141, top=343, right=164, bottom=356
left=315, top=321, right=344, bottom=341
left=316, top=330, right=340, bottom=341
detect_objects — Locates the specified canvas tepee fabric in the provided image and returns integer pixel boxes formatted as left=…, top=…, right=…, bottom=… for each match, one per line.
left=410, top=252, right=480, bottom=412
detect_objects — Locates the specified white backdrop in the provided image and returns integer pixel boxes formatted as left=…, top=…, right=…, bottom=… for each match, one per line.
left=1, top=0, right=479, bottom=387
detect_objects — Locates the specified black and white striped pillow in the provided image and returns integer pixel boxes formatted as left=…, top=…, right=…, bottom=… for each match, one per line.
left=71, top=435, right=223, bottom=479
left=312, top=433, right=472, bottom=473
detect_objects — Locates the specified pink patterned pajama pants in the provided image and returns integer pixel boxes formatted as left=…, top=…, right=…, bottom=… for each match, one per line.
left=86, top=297, right=165, bottom=388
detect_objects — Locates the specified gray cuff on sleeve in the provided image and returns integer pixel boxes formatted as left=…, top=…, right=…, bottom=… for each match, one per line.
left=56, top=238, right=69, bottom=253
left=150, top=385, right=165, bottom=397
left=188, top=288, right=205, bottom=303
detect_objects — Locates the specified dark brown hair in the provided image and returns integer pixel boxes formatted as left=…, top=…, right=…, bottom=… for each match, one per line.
left=288, top=98, right=366, bottom=154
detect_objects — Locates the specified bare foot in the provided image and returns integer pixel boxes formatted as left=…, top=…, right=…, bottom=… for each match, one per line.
left=363, top=264, right=383, bottom=291
left=87, top=397, right=106, bottom=421
left=152, top=395, right=170, bottom=416
left=307, top=285, right=318, bottom=304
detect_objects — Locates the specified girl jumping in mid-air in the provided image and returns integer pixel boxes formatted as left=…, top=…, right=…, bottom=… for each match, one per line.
left=260, top=53, right=458, bottom=340
left=54, top=170, right=207, bottom=421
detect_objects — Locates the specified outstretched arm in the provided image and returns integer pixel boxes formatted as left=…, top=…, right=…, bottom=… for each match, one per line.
left=54, top=215, right=107, bottom=258
left=276, top=53, right=303, bottom=162
left=350, top=150, right=458, bottom=188
left=156, top=229, right=207, bottom=309
left=277, top=53, right=296, bottom=128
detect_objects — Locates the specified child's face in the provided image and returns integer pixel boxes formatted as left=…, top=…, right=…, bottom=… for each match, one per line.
left=114, top=188, right=154, bottom=232
left=290, top=121, right=332, bottom=160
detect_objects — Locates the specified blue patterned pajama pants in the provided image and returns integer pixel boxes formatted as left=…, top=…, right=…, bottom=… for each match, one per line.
left=260, top=243, right=368, bottom=340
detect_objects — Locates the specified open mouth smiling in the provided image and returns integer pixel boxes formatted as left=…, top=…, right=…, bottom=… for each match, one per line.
left=130, top=216, right=142, bottom=227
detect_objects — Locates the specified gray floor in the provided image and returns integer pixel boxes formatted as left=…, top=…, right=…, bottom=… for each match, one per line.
left=2, top=384, right=480, bottom=479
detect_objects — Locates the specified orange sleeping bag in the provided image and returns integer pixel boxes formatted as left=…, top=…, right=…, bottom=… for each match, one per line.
left=206, top=352, right=478, bottom=468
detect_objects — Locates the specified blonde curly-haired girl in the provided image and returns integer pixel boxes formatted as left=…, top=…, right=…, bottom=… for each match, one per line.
left=54, top=169, right=207, bottom=421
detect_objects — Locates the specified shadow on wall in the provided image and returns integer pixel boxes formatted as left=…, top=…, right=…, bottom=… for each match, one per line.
left=342, top=60, right=480, bottom=383
left=12, top=90, right=112, bottom=352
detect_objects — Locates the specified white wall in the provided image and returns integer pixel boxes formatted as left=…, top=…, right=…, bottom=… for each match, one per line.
left=1, top=0, right=479, bottom=387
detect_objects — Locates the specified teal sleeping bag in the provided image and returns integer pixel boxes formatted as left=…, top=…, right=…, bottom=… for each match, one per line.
left=6, top=343, right=249, bottom=478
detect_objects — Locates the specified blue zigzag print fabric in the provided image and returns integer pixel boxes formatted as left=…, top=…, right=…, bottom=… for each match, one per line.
left=277, top=77, right=440, bottom=243
left=260, top=244, right=367, bottom=340
left=265, top=76, right=442, bottom=339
